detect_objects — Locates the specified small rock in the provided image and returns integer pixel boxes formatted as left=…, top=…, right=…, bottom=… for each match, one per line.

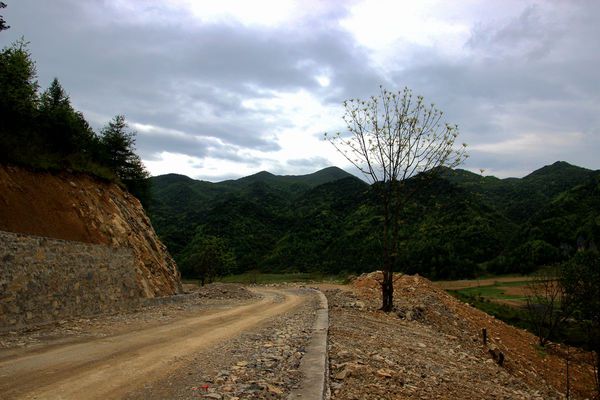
left=377, top=368, right=394, bottom=378
left=335, top=368, right=350, bottom=380
left=267, top=384, right=284, bottom=394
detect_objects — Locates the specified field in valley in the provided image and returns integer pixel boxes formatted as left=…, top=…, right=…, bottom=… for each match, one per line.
left=434, top=276, right=534, bottom=307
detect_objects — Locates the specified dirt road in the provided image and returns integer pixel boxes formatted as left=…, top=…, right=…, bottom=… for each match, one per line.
left=0, top=287, right=306, bottom=399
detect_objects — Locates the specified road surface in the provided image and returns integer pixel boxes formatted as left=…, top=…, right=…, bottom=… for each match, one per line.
left=0, top=288, right=305, bottom=399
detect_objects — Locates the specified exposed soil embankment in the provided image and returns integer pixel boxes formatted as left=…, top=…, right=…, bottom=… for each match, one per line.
left=324, top=272, right=596, bottom=399
left=0, top=165, right=181, bottom=297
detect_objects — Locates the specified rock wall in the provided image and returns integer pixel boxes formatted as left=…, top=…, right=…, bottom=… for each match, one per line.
left=0, top=166, right=182, bottom=298
left=0, top=231, right=144, bottom=330
left=0, top=165, right=182, bottom=298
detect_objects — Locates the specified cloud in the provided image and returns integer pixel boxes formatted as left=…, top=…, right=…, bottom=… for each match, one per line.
left=2, top=0, right=599, bottom=180
left=287, top=156, right=330, bottom=168
left=471, top=131, right=584, bottom=155
left=467, top=5, right=561, bottom=60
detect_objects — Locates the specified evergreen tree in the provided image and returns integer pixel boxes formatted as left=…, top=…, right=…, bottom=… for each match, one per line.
left=38, top=78, right=95, bottom=156
left=0, top=39, right=38, bottom=162
left=100, top=115, right=150, bottom=205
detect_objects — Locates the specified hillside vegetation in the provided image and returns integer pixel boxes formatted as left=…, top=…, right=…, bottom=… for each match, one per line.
left=0, top=40, right=150, bottom=205
left=148, top=161, right=600, bottom=279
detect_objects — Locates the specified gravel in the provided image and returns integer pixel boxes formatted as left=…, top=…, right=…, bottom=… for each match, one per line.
left=124, top=286, right=320, bottom=399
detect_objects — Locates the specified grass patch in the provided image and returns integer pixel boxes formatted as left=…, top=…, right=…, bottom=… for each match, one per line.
left=492, top=280, right=532, bottom=287
left=449, top=288, right=591, bottom=349
left=448, top=290, right=531, bottom=329
left=456, top=285, right=527, bottom=301
left=445, top=278, right=532, bottom=303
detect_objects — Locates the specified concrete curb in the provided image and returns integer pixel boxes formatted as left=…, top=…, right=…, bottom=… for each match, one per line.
left=288, top=289, right=330, bottom=400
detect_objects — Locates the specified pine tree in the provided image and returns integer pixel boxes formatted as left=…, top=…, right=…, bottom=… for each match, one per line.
left=39, top=78, right=93, bottom=155
left=0, top=39, right=39, bottom=162
left=100, top=115, right=150, bottom=205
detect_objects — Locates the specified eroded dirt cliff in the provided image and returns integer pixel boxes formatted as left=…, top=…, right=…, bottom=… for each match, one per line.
left=0, top=165, right=182, bottom=297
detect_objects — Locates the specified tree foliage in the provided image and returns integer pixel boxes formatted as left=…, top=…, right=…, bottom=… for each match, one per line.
left=326, top=86, right=467, bottom=311
left=149, top=161, right=599, bottom=283
left=0, top=38, right=38, bottom=149
left=99, top=115, right=150, bottom=205
left=0, top=2, right=9, bottom=32
left=38, top=78, right=96, bottom=156
left=524, top=267, right=572, bottom=346
left=560, top=251, right=600, bottom=394
left=0, top=39, right=151, bottom=206
left=180, top=234, right=235, bottom=285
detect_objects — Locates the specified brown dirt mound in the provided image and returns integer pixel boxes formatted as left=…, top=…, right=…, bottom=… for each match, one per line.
left=349, top=271, right=596, bottom=399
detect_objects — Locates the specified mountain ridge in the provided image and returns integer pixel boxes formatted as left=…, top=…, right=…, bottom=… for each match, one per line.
left=152, top=166, right=355, bottom=186
left=153, top=161, right=597, bottom=187
left=147, top=161, right=599, bottom=279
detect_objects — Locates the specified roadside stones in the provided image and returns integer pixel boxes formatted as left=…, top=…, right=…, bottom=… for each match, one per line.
left=196, top=283, right=255, bottom=300
left=180, top=288, right=318, bottom=399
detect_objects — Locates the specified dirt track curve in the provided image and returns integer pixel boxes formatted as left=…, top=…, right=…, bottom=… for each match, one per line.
left=0, top=288, right=305, bottom=399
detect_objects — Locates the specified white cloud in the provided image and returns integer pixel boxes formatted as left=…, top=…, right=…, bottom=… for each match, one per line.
left=471, top=132, right=585, bottom=155
left=316, top=75, right=331, bottom=87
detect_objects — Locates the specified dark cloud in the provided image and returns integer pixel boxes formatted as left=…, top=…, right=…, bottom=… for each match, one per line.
left=384, top=2, right=600, bottom=176
left=2, top=0, right=599, bottom=179
left=2, top=0, right=377, bottom=162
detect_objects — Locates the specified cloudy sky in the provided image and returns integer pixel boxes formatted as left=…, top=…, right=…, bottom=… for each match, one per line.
left=2, top=0, right=599, bottom=181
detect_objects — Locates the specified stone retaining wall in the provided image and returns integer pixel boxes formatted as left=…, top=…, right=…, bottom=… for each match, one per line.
left=0, top=230, right=144, bottom=330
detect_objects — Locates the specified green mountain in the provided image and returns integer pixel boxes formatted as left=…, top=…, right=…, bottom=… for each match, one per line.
left=225, top=166, right=353, bottom=189
left=148, top=162, right=600, bottom=279
left=442, top=161, right=598, bottom=222
left=148, top=167, right=358, bottom=267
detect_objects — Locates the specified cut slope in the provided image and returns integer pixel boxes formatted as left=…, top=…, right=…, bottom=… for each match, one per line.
left=0, top=165, right=181, bottom=297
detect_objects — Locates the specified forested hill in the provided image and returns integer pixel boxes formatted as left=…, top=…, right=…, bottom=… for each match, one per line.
left=148, top=162, right=600, bottom=280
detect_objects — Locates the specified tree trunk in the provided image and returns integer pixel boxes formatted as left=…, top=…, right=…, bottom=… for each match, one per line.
left=379, top=181, right=397, bottom=312
left=381, top=267, right=394, bottom=312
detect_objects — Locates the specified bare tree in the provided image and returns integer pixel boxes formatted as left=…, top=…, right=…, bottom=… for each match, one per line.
left=525, top=267, right=571, bottom=347
left=561, top=251, right=600, bottom=397
left=325, top=86, right=467, bottom=311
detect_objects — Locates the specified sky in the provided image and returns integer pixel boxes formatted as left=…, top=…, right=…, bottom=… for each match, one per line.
left=2, top=0, right=599, bottom=181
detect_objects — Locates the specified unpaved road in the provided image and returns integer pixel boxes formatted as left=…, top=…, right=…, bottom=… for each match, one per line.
left=0, top=288, right=306, bottom=399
